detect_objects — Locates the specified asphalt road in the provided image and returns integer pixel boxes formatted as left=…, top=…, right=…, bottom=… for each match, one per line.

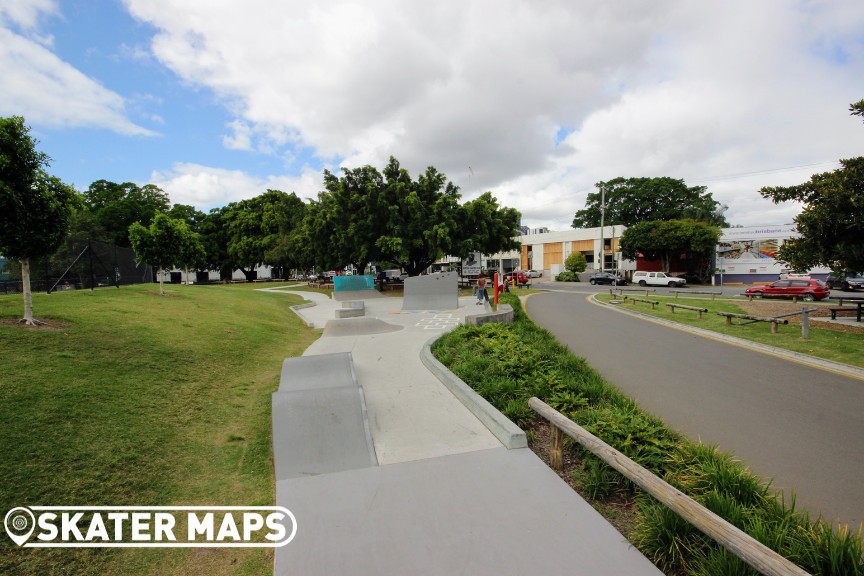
left=526, top=288, right=864, bottom=529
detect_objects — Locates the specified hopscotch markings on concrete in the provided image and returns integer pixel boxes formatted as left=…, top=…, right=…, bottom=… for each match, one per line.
left=416, top=313, right=461, bottom=330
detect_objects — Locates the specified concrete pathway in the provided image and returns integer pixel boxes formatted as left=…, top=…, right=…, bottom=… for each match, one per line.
left=260, top=285, right=662, bottom=575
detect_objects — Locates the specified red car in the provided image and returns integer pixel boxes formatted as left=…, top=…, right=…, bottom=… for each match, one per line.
left=503, top=271, right=531, bottom=285
left=744, top=279, right=830, bottom=301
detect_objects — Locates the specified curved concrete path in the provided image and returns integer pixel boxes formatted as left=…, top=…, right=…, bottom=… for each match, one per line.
left=527, top=289, right=864, bottom=529
left=260, top=286, right=662, bottom=575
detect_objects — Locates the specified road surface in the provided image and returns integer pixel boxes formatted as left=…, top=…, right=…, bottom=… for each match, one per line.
left=526, top=289, right=864, bottom=529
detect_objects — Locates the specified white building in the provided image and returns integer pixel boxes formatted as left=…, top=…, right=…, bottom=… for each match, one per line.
left=714, top=225, right=830, bottom=284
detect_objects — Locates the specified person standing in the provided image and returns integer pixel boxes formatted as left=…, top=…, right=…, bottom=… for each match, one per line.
left=476, top=273, right=488, bottom=306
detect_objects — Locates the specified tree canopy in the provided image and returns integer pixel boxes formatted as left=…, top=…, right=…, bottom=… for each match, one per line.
left=760, top=100, right=864, bottom=275
left=221, top=190, right=306, bottom=279
left=760, top=157, right=864, bottom=274
left=619, top=219, right=721, bottom=282
left=306, top=157, right=521, bottom=276
left=0, top=115, right=77, bottom=324
left=83, top=180, right=170, bottom=247
left=572, top=177, right=728, bottom=229
left=129, top=213, right=204, bottom=295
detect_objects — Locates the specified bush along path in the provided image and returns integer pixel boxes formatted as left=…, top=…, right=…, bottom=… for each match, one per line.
left=432, top=294, right=864, bottom=576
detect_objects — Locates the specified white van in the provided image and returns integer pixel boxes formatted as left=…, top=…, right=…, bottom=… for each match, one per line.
left=632, top=271, right=687, bottom=287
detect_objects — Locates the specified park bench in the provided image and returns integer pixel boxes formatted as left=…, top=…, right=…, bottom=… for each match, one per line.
left=626, top=296, right=660, bottom=309
left=671, top=290, right=722, bottom=300
left=666, top=302, right=709, bottom=319
left=611, top=287, right=657, bottom=297
left=716, top=311, right=789, bottom=334
left=830, top=307, right=859, bottom=320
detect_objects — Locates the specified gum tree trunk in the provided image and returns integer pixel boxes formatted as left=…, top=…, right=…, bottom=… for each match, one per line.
left=20, top=258, right=38, bottom=325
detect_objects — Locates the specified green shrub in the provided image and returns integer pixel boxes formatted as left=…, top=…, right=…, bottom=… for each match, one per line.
left=555, top=271, right=579, bottom=282
left=432, top=294, right=864, bottom=576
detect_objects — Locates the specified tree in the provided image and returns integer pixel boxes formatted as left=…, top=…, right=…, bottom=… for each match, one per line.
left=760, top=157, right=864, bottom=275
left=222, top=190, right=306, bottom=279
left=572, top=177, right=728, bottom=229
left=851, top=99, right=864, bottom=122
left=619, top=219, right=721, bottom=282
left=0, top=116, right=78, bottom=325
left=128, top=213, right=202, bottom=295
left=760, top=100, right=864, bottom=276
left=374, top=158, right=520, bottom=275
left=305, top=157, right=520, bottom=276
left=564, top=252, right=587, bottom=274
left=83, top=180, right=170, bottom=246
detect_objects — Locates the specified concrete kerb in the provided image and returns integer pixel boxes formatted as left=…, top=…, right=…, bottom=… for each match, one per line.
left=590, top=294, right=864, bottom=382
left=420, top=335, right=528, bottom=449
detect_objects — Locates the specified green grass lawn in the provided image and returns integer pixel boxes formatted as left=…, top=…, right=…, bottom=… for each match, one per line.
left=0, top=283, right=319, bottom=576
left=596, top=294, right=864, bottom=368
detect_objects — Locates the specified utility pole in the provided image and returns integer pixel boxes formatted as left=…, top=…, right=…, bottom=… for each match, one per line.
left=599, top=187, right=605, bottom=273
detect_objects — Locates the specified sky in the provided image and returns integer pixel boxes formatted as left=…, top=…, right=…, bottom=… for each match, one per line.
left=1, top=0, right=863, bottom=231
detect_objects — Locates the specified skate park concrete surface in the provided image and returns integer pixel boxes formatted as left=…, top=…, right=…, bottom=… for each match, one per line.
left=259, top=285, right=662, bottom=575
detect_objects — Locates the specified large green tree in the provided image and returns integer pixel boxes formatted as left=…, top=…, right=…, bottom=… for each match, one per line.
left=129, top=213, right=203, bottom=295
left=0, top=116, right=78, bottom=325
left=83, top=180, right=170, bottom=246
left=619, top=219, right=721, bottom=282
left=572, top=177, right=728, bottom=229
left=760, top=157, right=864, bottom=274
left=310, top=157, right=521, bottom=276
left=222, top=190, right=306, bottom=279
left=761, top=100, right=864, bottom=275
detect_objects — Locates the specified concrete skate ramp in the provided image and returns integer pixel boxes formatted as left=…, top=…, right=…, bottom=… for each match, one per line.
left=333, top=289, right=384, bottom=302
left=402, top=271, right=458, bottom=310
left=272, top=352, right=378, bottom=481
left=323, top=317, right=403, bottom=337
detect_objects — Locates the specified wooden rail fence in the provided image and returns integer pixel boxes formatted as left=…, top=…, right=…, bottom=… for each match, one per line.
left=529, top=397, right=810, bottom=576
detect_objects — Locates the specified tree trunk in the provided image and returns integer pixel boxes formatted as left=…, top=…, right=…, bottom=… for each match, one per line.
left=158, top=267, right=165, bottom=295
left=20, top=258, right=40, bottom=326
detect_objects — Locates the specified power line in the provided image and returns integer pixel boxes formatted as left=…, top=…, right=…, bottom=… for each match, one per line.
left=685, top=160, right=839, bottom=184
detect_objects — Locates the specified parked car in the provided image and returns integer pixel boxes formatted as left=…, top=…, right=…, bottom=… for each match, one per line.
left=503, top=271, right=531, bottom=285
left=527, top=270, right=543, bottom=278
left=632, top=271, right=687, bottom=287
left=825, top=272, right=864, bottom=291
left=744, top=279, right=830, bottom=301
left=588, top=271, right=627, bottom=286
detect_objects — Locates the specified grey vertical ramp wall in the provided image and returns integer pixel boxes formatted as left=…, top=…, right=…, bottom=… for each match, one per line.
left=272, top=352, right=377, bottom=480
left=402, top=271, right=458, bottom=310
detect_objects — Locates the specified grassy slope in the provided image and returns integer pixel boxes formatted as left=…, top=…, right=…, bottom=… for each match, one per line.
left=0, top=284, right=318, bottom=575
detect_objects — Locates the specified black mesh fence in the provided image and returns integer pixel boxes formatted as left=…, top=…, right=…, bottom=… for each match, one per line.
left=0, top=239, right=153, bottom=295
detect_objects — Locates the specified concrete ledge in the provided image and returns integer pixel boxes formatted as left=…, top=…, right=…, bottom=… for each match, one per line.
left=335, top=301, right=365, bottom=318
left=420, top=337, right=527, bottom=449
left=465, top=303, right=514, bottom=326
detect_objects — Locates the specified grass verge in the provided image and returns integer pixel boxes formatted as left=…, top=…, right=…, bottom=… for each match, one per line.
left=596, top=293, right=864, bottom=368
left=432, top=293, right=864, bottom=575
left=0, top=283, right=318, bottom=576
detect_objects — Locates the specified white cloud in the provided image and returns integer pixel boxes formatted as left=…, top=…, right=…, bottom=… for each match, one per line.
left=124, top=0, right=864, bottom=228
left=149, top=163, right=322, bottom=210
left=0, top=4, right=156, bottom=136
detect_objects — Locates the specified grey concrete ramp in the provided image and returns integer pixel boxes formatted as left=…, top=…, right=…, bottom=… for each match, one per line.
left=272, top=387, right=377, bottom=480
left=275, top=446, right=662, bottom=575
left=272, top=352, right=377, bottom=482
left=323, top=317, right=403, bottom=337
left=279, top=352, right=357, bottom=392
left=402, top=271, right=458, bottom=310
